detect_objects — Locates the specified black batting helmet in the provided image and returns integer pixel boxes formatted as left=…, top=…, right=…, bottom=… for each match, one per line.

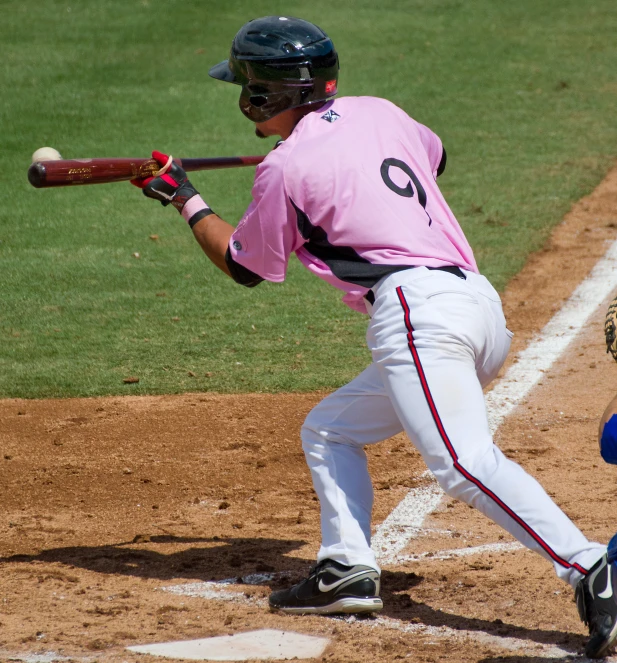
left=209, top=16, right=339, bottom=123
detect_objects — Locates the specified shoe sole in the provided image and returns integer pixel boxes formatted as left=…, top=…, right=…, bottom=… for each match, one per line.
left=587, top=620, right=617, bottom=659
left=271, top=597, right=383, bottom=615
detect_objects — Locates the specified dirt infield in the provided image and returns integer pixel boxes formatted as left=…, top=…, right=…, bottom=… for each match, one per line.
left=1, top=169, right=617, bottom=662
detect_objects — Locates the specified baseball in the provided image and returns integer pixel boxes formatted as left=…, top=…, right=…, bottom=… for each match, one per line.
left=31, top=146, right=62, bottom=163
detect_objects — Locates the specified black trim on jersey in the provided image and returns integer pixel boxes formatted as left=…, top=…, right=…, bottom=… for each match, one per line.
left=290, top=198, right=414, bottom=289
left=436, top=147, right=447, bottom=177
left=225, top=248, right=264, bottom=288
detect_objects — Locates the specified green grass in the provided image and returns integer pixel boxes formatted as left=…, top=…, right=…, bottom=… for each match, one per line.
left=1, top=0, right=617, bottom=398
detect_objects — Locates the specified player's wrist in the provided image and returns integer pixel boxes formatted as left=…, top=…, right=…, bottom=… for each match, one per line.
left=181, top=194, right=214, bottom=228
left=169, top=181, right=199, bottom=212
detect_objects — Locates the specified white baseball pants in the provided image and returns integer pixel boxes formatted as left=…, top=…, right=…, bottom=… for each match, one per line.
left=301, top=267, right=604, bottom=587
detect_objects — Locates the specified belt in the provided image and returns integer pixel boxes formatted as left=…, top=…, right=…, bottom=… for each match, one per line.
left=364, top=265, right=466, bottom=306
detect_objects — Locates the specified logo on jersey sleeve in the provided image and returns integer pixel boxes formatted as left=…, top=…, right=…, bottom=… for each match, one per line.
left=321, top=109, right=340, bottom=123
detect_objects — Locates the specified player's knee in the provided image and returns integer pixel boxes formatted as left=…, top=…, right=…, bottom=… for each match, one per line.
left=441, top=478, right=482, bottom=506
left=432, top=469, right=469, bottom=501
left=300, top=410, right=352, bottom=451
left=428, top=446, right=500, bottom=500
left=301, top=410, right=326, bottom=450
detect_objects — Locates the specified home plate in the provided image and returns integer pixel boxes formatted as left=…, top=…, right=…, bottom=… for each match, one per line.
left=126, top=629, right=330, bottom=661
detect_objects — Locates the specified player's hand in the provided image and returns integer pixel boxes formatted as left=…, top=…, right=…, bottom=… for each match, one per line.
left=131, top=150, right=200, bottom=214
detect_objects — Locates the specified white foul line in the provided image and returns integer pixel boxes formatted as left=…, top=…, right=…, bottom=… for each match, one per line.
left=0, top=652, right=93, bottom=663
left=163, top=572, right=279, bottom=605
left=161, top=577, right=617, bottom=660
left=373, top=238, right=617, bottom=564
left=485, top=239, right=617, bottom=432
left=371, top=471, right=443, bottom=563
left=370, top=615, right=616, bottom=660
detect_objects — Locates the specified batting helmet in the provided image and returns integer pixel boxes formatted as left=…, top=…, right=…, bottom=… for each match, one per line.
left=208, top=16, right=339, bottom=123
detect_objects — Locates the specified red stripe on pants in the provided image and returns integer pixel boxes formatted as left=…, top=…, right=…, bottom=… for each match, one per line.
left=395, top=285, right=588, bottom=575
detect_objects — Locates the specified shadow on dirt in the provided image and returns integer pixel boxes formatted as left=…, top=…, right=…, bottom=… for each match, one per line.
left=378, top=591, right=585, bottom=657
left=480, top=659, right=584, bottom=663
left=1, top=535, right=308, bottom=581
left=2, top=536, right=586, bottom=655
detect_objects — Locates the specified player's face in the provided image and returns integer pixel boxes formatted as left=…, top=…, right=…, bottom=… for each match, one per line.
left=254, top=116, right=281, bottom=139
left=253, top=108, right=302, bottom=141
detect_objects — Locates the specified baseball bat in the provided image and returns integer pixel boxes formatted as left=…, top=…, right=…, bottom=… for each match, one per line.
left=27, top=155, right=266, bottom=189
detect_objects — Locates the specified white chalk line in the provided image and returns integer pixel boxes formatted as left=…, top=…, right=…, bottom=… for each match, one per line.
left=373, top=238, right=617, bottom=564
left=160, top=542, right=524, bottom=602
left=371, top=471, right=443, bottom=563
left=163, top=572, right=280, bottom=605
left=484, top=238, right=617, bottom=433
left=0, top=652, right=94, bottom=663
left=160, top=541, right=525, bottom=604
left=371, top=616, right=576, bottom=659
left=162, top=575, right=617, bottom=660
left=160, top=543, right=524, bottom=603
left=370, top=615, right=617, bottom=661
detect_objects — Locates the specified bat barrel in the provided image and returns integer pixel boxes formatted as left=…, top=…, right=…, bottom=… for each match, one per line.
left=28, top=158, right=160, bottom=188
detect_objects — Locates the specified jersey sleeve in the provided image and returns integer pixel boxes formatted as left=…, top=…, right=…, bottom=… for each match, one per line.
left=415, top=121, right=446, bottom=179
left=228, top=156, right=304, bottom=282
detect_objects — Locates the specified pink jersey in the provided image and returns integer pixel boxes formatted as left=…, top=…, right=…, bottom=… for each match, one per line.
left=229, top=96, right=478, bottom=313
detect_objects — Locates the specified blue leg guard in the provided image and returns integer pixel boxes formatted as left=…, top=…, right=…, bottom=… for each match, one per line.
left=600, top=414, right=617, bottom=465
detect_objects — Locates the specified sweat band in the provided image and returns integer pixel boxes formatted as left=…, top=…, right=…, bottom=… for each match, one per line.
left=600, top=414, right=617, bottom=465
left=181, top=194, right=214, bottom=228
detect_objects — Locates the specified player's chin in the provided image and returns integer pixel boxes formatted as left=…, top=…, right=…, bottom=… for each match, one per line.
left=254, top=127, right=268, bottom=139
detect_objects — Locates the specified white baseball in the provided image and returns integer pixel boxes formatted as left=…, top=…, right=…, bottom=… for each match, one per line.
left=31, top=147, right=63, bottom=163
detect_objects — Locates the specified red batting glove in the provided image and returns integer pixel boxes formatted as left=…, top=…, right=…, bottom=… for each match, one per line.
left=131, top=151, right=213, bottom=227
left=130, top=150, right=199, bottom=213
left=130, top=151, right=171, bottom=189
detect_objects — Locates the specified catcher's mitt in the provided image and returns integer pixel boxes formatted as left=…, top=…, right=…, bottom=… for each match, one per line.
left=605, top=296, right=617, bottom=361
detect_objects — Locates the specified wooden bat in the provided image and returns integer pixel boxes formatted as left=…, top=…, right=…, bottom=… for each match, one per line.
left=27, top=155, right=266, bottom=189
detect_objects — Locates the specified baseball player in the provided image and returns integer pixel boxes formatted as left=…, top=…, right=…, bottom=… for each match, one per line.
left=133, top=16, right=617, bottom=658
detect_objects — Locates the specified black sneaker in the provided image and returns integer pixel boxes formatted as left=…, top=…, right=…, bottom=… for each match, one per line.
left=269, top=559, right=383, bottom=615
left=576, top=535, right=617, bottom=659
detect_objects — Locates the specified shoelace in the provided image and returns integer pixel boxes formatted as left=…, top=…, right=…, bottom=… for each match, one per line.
left=307, top=559, right=348, bottom=579
left=308, top=560, right=329, bottom=577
